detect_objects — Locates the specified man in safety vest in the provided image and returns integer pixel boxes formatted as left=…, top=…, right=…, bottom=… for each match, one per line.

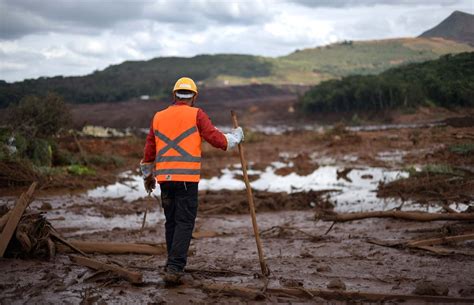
left=140, top=77, right=244, bottom=284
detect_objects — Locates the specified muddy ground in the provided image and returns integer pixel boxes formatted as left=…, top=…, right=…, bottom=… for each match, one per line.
left=1, top=113, right=473, bottom=304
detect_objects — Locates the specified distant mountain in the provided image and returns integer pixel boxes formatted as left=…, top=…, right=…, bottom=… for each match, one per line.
left=0, top=37, right=473, bottom=107
left=420, top=11, right=474, bottom=46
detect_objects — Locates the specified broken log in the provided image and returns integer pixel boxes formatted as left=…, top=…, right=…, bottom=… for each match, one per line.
left=320, top=211, right=474, bottom=222
left=201, top=283, right=474, bottom=303
left=407, top=233, right=474, bottom=247
left=57, top=241, right=166, bottom=255
left=69, top=255, right=143, bottom=284
left=51, top=232, right=89, bottom=257
left=0, top=182, right=37, bottom=257
left=0, top=211, right=12, bottom=232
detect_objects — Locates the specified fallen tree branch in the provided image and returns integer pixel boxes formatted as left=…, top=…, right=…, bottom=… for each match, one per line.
left=69, top=255, right=143, bottom=284
left=413, top=245, right=474, bottom=256
left=0, top=182, right=37, bottom=257
left=200, top=282, right=474, bottom=303
left=407, top=233, right=474, bottom=247
left=367, top=233, right=474, bottom=256
left=57, top=240, right=167, bottom=255
left=320, top=211, right=474, bottom=222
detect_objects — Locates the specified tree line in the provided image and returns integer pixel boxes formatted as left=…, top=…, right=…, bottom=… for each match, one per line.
left=299, top=52, right=474, bottom=113
left=0, top=54, right=272, bottom=107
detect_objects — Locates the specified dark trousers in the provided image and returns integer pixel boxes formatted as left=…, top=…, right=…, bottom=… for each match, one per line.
left=160, top=181, right=198, bottom=272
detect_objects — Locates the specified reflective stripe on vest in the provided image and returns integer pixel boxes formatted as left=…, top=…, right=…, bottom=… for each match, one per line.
left=154, top=127, right=201, bottom=163
left=153, top=105, right=201, bottom=182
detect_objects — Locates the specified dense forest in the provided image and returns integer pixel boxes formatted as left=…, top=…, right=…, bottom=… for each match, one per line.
left=299, top=52, right=474, bottom=114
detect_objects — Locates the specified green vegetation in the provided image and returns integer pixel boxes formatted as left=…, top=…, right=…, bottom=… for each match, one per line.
left=1, top=93, right=70, bottom=166
left=299, top=52, right=474, bottom=113
left=449, top=143, right=474, bottom=155
left=0, top=37, right=472, bottom=107
left=67, top=164, right=96, bottom=176
left=404, top=164, right=464, bottom=177
left=0, top=94, right=72, bottom=186
left=0, top=54, right=272, bottom=106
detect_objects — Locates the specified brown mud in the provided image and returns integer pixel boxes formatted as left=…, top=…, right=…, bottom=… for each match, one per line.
left=1, top=114, right=474, bottom=303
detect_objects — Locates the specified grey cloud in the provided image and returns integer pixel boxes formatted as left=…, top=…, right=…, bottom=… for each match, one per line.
left=0, top=2, right=52, bottom=39
left=290, top=0, right=460, bottom=8
left=1, top=0, right=272, bottom=40
left=4, top=0, right=145, bottom=28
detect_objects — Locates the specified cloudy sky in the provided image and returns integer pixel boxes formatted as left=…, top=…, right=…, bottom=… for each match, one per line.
left=0, top=0, right=472, bottom=82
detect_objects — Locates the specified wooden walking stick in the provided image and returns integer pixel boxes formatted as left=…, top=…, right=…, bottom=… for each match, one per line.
left=231, top=110, right=270, bottom=277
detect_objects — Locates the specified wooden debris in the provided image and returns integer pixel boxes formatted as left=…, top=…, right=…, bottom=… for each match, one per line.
left=69, top=255, right=143, bottom=284
left=368, top=233, right=474, bottom=256
left=200, top=282, right=474, bottom=303
left=413, top=245, right=474, bottom=256
left=186, top=267, right=249, bottom=277
left=0, top=182, right=37, bottom=257
left=140, top=207, right=148, bottom=232
left=260, top=225, right=322, bottom=241
left=319, top=211, right=474, bottom=222
left=336, top=167, right=353, bottom=183
left=0, top=210, right=12, bottom=232
left=192, top=231, right=221, bottom=239
left=51, top=232, right=89, bottom=257
left=407, top=233, right=474, bottom=247
left=57, top=240, right=166, bottom=255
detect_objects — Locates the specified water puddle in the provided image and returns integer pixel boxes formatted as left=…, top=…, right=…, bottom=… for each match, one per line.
left=52, top=210, right=164, bottom=236
left=87, top=164, right=410, bottom=212
left=211, top=122, right=445, bottom=136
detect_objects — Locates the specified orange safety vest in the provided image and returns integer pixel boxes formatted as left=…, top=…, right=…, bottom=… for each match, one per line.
left=152, top=105, right=202, bottom=182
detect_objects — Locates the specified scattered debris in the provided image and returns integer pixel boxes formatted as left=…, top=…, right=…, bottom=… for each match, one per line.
left=69, top=255, right=143, bottom=284
left=368, top=232, right=474, bottom=256
left=56, top=241, right=167, bottom=255
left=199, top=282, right=474, bottom=303
left=200, top=190, right=334, bottom=215
left=261, top=225, right=324, bottom=242
left=0, top=182, right=38, bottom=257
left=319, top=211, right=474, bottom=222
left=336, top=168, right=353, bottom=183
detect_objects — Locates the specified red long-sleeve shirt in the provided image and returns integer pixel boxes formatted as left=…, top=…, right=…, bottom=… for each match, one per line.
left=142, top=103, right=227, bottom=162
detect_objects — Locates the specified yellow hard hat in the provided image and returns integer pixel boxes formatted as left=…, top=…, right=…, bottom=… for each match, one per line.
left=173, top=77, right=198, bottom=95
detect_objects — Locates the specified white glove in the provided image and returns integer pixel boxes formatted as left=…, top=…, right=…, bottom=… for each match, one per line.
left=224, top=127, right=244, bottom=151
left=140, top=160, right=154, bottom=179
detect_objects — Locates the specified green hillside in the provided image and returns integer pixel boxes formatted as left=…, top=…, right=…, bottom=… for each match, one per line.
left=299, top=52, right=474, bottom=114
left=0, top=37, right=472, bottom=107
